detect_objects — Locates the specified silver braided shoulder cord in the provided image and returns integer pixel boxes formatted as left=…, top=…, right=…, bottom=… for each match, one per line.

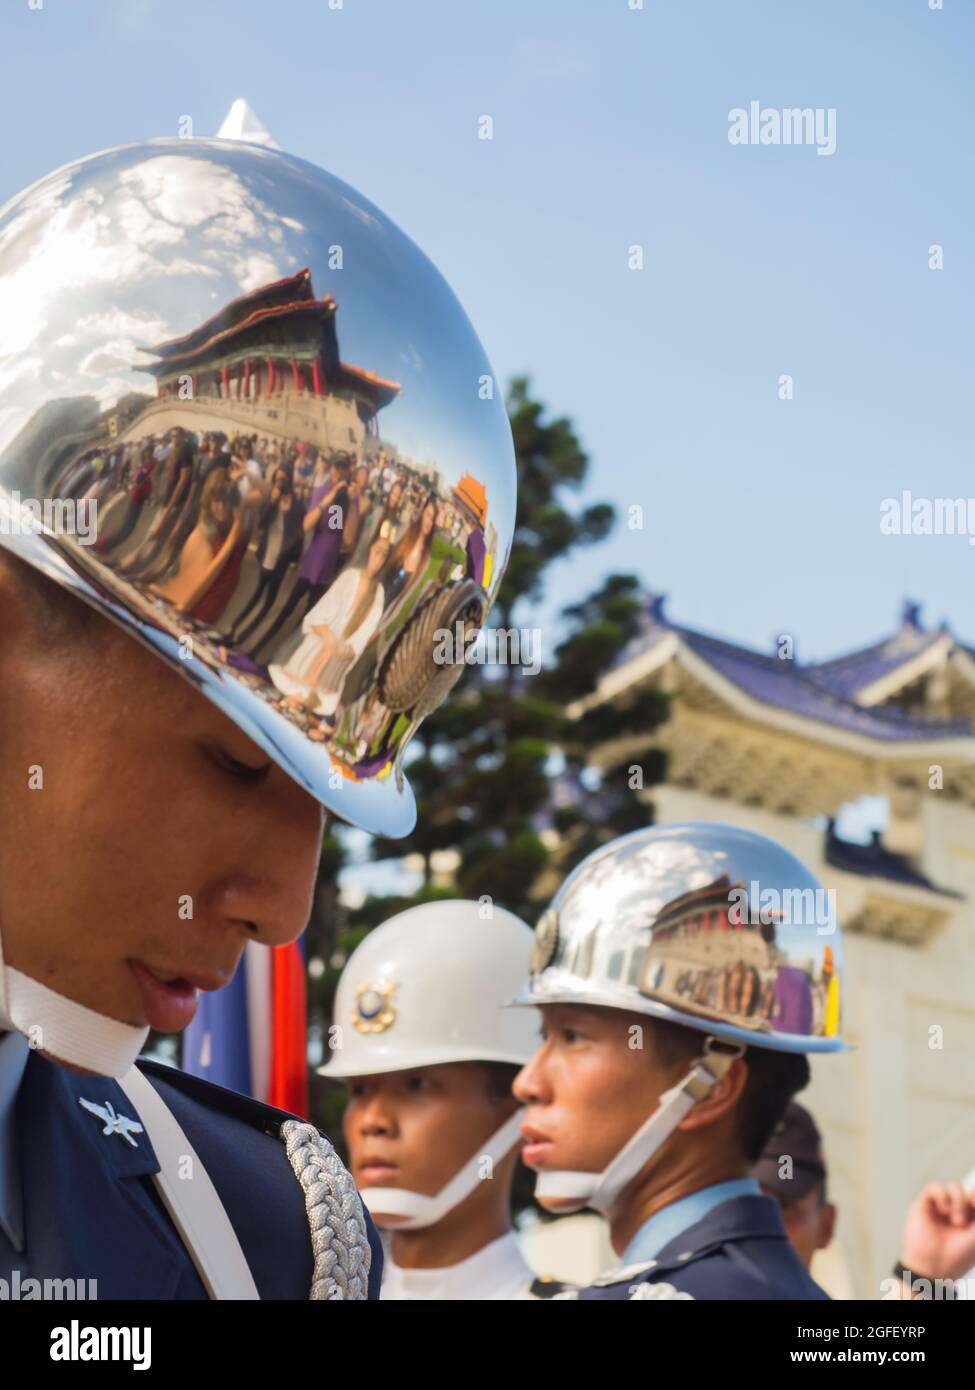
left=628, top=1281, right=695, bottom=1301
left=548, top=1281, right=694, bottom=1302
left=280, top=1120, right=372, bottom=1300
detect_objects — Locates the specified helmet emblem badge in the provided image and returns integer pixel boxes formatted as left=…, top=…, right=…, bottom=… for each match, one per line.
left=353, top=980, right=397, bottom=1034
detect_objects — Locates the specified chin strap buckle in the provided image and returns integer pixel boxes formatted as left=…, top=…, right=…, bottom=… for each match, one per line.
left=665, top=1037, right=745, bottom=1105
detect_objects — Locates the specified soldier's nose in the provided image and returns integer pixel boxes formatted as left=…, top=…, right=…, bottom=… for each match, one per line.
left=199, top=869, right=314, bottom=949
left=359, top=1106, right=395, bottom=1136
left=513, top=1057, right=550, bottom=1106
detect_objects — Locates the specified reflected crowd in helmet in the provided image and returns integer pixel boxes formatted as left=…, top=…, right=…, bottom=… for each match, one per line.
left=52, top=430, right=481, bottom=763
left=40, top=270, right=494, bottom=784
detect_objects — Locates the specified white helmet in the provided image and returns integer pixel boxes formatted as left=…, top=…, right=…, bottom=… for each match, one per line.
left=320, top=899, right=538, bottom=1079
left=319, top=899, right=538, bottom=1229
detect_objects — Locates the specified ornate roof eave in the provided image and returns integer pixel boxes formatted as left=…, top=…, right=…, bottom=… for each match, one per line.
left=338, top=361, right=401, bottom=394
left=151, top=268, right=313, bottom=359
left=675, top=643, right=975, bottom=762
left=566, top=630, right=680, bottom=716
left=335, top=362, right=401, bottom=410
left=572, top=631, right=975, bottom=765
left=854, top=630, right=957, bottom=705
left=947, top=644, right=975, bottom=690
left=830, top=868, right=961, bottom=947
left=145, top=297, right=338, bottom=374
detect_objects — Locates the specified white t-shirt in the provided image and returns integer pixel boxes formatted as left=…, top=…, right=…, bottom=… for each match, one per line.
left=381, top=1231, right=535, bottom=1301
left=235, top=458, right=263, bottom=500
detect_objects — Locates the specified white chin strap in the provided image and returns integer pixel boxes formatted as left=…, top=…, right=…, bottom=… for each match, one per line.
left=0, top=930, right=149, bottom=1077
left=361, top=1110, right=524, bottom=1231
left=534, top=1044, right=740, bottom=1217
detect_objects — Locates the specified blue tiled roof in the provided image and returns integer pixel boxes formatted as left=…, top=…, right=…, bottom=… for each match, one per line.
left=809, top=605, right=945, bottom=699
left=825, top=826, right=962, bottom=897
left=609, top=598, right=972, bottom=743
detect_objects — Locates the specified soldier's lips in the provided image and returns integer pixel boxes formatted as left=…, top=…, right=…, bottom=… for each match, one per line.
left=520, top=1124, right=556, bottom=1168
left=357, top=1156, right=399, bottom=1183
left=128, top=960, right=208, bottom=1032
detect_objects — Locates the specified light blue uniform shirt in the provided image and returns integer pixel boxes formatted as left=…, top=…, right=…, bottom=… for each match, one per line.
left=0, top=1030, right=30, bottom=1277
left=622, top=1178, right=762, bottom=1265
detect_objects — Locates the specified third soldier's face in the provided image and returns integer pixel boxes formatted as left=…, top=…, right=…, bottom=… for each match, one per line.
left=343, top=1062, right=516, bottom=1222
left=0, top=566, right=325, bottom=1063
left=769, top=1186, right=836, bottom=1269
left=514, top=1004, right=668, bottom=1204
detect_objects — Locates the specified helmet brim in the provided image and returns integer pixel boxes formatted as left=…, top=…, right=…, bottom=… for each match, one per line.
left=510, top=981, right=849, bottom=1055
left=318, top=1044, right=533, bottom=1080
left=2, top=521, right=417, bottom=836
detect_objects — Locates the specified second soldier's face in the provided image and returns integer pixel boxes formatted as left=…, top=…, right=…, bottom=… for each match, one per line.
left=0, top=570, right=325, bottom=1062
left=343, top=1062, right=517, bottom=1222
left=514, top=1004, right=670, bottom=1205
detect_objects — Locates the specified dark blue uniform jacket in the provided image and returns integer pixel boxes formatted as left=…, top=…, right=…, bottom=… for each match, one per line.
left=579, top=1195, right=829, bottom=1300
left=16, top=1052, right=383, bottom=1299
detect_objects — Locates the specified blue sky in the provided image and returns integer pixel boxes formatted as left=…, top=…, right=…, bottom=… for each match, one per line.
left=0, top=0, right=971, bottom=664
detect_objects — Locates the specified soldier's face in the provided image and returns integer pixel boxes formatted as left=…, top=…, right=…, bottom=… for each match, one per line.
left=342, top=1062, right=518, bottom=1226
left=0, top=568, right=325, bottom=1061
left=768, top=1185, right=836, bottom=1269
left=514, top=1004, right=670, bottom=1207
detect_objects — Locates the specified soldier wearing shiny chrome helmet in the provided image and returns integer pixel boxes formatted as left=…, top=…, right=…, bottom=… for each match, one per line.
left=512, top=822, right=846, bottom=1301
left=0, top=134, right=514, bottom=1299
left=320, top=901, right=565, bottom=1300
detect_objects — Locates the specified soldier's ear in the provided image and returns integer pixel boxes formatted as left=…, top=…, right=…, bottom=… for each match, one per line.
left=818, top=1202, right=837, bottom=1250
left=677, top=1056, right=748, bottom=1133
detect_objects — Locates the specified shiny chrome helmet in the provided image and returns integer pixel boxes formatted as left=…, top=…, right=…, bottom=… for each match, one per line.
left=515, top=821, right=845, bottom=1053
left=0, top=138, right=515, bottom=837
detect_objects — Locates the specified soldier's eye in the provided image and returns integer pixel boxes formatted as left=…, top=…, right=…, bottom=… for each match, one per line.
left=209, top=743, right=270, bottom=782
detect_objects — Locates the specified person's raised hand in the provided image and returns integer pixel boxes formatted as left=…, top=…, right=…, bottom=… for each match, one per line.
left=901, top=1181, right=975, bottom=1281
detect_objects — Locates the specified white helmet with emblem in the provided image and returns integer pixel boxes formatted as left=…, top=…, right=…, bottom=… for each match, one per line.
left=320, top=899, right=538, bottom=1077
left=319, top=898, right=538, bottom=1228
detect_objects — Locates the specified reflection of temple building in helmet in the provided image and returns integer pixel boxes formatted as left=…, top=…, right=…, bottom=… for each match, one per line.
left=130, top=268, right=400, bottom=453
left=632, top=878, right=779, bottom=1029
left=553, top=879, right=775, bottom=996
left=650, top=878, right=774, bottom=970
